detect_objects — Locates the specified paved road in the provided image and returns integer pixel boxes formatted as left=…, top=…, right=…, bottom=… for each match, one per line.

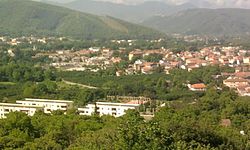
left=62, top=79, right=98, bottom=89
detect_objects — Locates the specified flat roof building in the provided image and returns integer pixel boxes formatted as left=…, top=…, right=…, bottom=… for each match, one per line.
left=16, top=98, right=74, bottom=114
left=0, top=103, right=43, bottom=118
left=78, top=102, right=140, bottom=117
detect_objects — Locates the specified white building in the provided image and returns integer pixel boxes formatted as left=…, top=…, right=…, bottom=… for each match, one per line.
left=78, top=102, right=140, bottom=117
left=0, top=103, right=43, bottom=118
left=16, top=98, right=74, bottom=114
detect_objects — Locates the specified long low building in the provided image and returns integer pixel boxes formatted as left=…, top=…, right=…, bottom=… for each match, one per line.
left=0, top=99, right=141, bottom=118
left=0, top=103, right=43, bottom=118
left=16, top=98, right=74, bottom=114
left=78, top=102, right=140, bottom=117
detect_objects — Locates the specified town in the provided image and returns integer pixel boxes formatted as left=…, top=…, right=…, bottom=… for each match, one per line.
left=1, top=35, right=250, bottom=97
left=0, top=0, right=249, bottom=149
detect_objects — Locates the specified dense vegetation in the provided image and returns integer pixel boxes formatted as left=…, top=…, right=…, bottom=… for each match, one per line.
left=0, top=0, right=162, bottom=39
left=0, top=91, right=249, bottom=150
left=59, top=65, right=234, bottom=101
left=0, top=50, right=103, bottom=105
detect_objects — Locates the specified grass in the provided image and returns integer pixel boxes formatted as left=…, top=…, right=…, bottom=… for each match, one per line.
left=0, top=82, right=16, bottom=85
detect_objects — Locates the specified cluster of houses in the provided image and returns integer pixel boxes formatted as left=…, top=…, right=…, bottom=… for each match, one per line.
left=223, top=71, right=250, bottom=96
left=0, top=36, right=64, bottom=46
left=44, top=48, right=118, bottom=71
left=126, top=46, right=250, bottom=74
left=0, top=98, right=142, bottom=119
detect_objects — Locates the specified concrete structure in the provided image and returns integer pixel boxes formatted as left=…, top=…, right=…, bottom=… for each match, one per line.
left=16, top=98, right=74, bottom=114
left=78, top=102, right=140, bottom=117
left=0, top=103, right=43, bottom=118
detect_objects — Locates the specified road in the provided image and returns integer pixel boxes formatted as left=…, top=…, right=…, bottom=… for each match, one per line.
left=62, top=79, right=98, bottom=89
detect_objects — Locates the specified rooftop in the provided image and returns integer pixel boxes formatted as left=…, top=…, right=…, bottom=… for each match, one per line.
left=24, top=98, right=74, bottom=103
left=191, top=83, right=206, bottom=89
left=0, top=103, right=43, bottom=108
left=96, top=102, right=140, bottom=107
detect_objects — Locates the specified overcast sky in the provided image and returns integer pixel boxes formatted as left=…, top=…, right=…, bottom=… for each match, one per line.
left=45, top=0, right=250, bottom=8
left=98, top=0, right=250, bottom=7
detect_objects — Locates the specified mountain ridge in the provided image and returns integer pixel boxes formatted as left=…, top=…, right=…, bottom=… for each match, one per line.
left=0, top=0, right=163, bottom=39
left=58, top=0, right=196, bottom=23
left=142, top=8, right=250, bottom=36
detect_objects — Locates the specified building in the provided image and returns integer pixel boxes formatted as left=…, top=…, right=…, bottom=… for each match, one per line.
left=237, top=86, right=250, bottom=96
left=78, top=102, right=140, bottom=117
left=0, top=103, right=43, bottom=118
left=188, top=83, right=206, bottom=91
left=223, top=78, right=249, bottom=89
left=16, top=98, right=74, bottom=114
left=78, top=104, right=96, bottom=116
left=129, top=50, right=143, bottom=61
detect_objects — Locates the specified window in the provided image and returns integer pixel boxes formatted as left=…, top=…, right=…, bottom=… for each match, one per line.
left=112, top=108, right=116, bottom=111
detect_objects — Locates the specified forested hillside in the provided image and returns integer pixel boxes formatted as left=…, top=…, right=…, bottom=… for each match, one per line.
left=0, top=0, right=162, bottom=39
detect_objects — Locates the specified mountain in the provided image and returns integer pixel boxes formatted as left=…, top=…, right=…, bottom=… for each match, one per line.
left=143, top=8, right=250, bottom=36
left=58, top=0, right=196, bottom=23
left=0, top=0, right=163, bottom=39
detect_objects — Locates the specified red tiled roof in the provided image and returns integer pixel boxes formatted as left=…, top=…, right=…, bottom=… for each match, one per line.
left=235, top=72, right=250, bottom=78
left=224, top=78, right=249, bottom=83
left=191, top=83, right=206, bottom=89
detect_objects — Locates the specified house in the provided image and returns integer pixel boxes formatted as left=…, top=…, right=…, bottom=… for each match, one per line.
left=141, top=62, right=159, bottom=74
left=78, top=102, right=140, bottom=117
left=187, top=64, right=200, bottom=72
left=188, top=83, right=206, bottom=91
left=234, top=72, right=250, bottom=79
left=243, top=57, right=250, bottom=64
left=111, top=57, right=122, bottom=64
left=0, top=103, right=43, bottom=118
left=89, top=47, right=100, bottom=52
left=223, top=78, right=249, bottom=88
left=7, top=49, right=15, bottom=57
left=129, top=50, right=143, bottom=61
left=116, top=70, right=124, bottom=77
left=237, top=86, right=250, bottom=96
left=16, top=98, right=74, bottom=114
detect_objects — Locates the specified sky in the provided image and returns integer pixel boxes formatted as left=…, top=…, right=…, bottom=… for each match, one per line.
left=44, top=0, right=250, bottom=8
left=97, top=0, right=250, bottom=8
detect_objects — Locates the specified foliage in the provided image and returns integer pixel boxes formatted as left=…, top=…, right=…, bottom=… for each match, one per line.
left=0, top=92, right=249, bottom=150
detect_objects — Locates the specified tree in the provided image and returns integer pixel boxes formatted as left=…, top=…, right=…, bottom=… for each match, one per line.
left=144, top=54, right=163, bottom=62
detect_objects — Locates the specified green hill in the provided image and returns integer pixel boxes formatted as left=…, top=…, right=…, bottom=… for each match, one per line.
left=0, top=0, right=163, bottom=39
left=143, top=8, right=250, bottom=36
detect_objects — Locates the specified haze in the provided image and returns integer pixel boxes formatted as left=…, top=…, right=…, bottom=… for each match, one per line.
left=42, top=0, right=250, bottom=8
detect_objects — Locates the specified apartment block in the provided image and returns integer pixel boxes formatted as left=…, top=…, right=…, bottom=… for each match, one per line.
left=78, top=102, right=140, bottom=117
left=16, top=98, right=74, bottom=114
left=0, top=103, right=43, bottom=118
